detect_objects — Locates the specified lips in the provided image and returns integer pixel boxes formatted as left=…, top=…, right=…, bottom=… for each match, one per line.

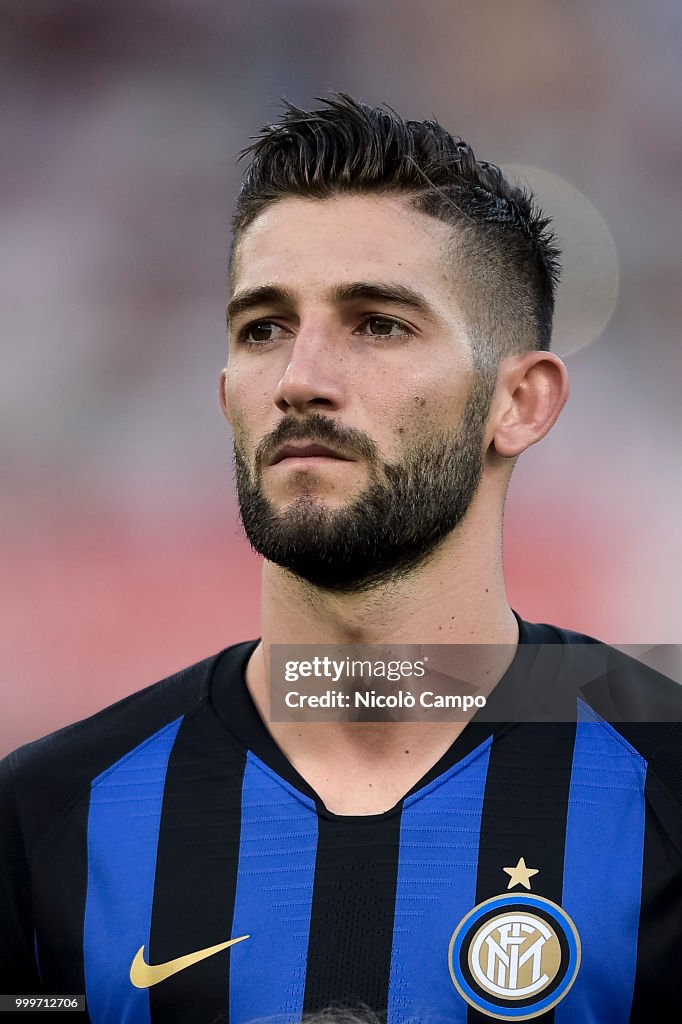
left=269, top=443, right=349, bottom=465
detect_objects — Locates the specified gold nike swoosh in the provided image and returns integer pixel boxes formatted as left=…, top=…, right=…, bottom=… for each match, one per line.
left=130, top=934, right=249, bottom=988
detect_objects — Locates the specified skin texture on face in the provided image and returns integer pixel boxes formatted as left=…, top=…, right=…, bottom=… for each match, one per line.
left=222, top=194, right=498, bottom=592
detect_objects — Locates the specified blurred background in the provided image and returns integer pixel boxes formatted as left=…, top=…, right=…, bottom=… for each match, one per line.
left=2, top=0, right=681, bottom=756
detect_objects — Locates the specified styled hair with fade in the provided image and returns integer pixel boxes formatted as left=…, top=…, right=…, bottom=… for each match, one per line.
left=230, top=92, right=561, bottom=366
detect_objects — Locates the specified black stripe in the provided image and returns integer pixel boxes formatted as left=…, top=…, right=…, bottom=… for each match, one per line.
left=302, top=811, right=402, bottom=1016
left=467, top=722, right=577, bottom=1024
left=629, top=764, right=682, bottom=1020
left=31, top=791, right=90, bottom=1019
left=148, top=706, right=248, bottom=1024
left=211, top=639, right=320, bottom=800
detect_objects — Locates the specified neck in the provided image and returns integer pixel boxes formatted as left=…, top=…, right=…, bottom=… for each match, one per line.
left=243, top=507, right=518, bottom=814
left=246, top=497, right=517, bottom=738
left=259, top=478, right=516, bottom=645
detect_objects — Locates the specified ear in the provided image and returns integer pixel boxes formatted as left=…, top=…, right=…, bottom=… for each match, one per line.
left=218, top=367, right=232, bottom=426
left=489, top=351, right=569, bottom=458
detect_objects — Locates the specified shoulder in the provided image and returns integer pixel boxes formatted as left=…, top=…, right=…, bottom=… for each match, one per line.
left=522, top=615, right=682, bottom=828
left=0, top=644, right=250, bottom=853
left=553, top=623, right=682, bottom=724
left=520, top=615, right=682, bottom=721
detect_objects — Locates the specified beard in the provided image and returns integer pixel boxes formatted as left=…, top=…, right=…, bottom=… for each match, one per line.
left=232, top=376, right=495, bottom=593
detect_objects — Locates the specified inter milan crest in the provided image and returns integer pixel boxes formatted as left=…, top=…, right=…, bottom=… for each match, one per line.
left=448, top=859, right=581, bottom=1020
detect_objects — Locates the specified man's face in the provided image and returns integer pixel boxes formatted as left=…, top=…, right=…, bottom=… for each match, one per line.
left=223, top=194, right=497, bottom=592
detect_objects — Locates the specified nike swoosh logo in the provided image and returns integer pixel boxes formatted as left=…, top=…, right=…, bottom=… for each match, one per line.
left=130, top=934, right=249, bottom=988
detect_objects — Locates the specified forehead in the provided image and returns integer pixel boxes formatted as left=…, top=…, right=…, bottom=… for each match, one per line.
left=232, top=194, right=456, bottom=298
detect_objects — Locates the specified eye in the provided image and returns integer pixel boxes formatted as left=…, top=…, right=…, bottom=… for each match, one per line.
left=236, top=315, right=413, bottom=345
left=238, top=320, right=290, bottom=345
left=357, top=316, right=412, bottom=339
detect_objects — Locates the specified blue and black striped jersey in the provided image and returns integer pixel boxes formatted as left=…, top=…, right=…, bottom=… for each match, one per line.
left=1, top=617, right=681, bottom=1023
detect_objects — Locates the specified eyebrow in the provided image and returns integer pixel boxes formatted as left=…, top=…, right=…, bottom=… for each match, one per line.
left=226, top=280, right=439, bottom=327
left=226, top=284, right=298, bottom=327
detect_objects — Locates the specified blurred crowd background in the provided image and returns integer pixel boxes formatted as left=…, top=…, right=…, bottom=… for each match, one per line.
left=2, top=0, right=681, bottom=755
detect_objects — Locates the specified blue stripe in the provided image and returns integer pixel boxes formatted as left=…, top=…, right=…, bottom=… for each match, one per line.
left=229, top=752, right=318, bottom=1024
left=387, top=737, right=492, bottom=1024
left=83, top=717, right=183, bottom=1024
left=555, top=703, right=646, bottom=1023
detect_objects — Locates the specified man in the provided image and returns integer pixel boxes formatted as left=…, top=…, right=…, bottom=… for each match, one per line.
left=1, top=94, right=681, bottom=1023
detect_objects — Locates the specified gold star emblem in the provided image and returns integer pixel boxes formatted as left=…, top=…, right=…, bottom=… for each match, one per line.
left=503, top=857, right=539, bottom=890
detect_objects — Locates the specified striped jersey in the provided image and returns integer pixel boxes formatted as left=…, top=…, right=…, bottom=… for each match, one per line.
left=1, top=617, right=682, bottom=1023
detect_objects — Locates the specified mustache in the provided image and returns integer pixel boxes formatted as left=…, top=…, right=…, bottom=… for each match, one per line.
left=254, top=413, right=378, bottom=470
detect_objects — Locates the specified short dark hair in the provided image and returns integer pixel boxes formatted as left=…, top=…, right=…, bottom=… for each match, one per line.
left=230, top=92, right=561, bottom=365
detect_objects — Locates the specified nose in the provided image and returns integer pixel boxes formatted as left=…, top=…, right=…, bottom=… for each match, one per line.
left=273, top=325, right=345, bottom=414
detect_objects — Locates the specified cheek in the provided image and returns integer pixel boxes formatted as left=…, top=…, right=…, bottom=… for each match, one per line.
left=224, top=364, right=254, bottom=418
left=419, top=369, right=474, bottom=427
left=226, top=356, right=278, bottom=409
left=388, top=386, right=470, bottom=457
left=222, top=374, right=251, bottom=447
left=224, top=371, right=278, bottom=458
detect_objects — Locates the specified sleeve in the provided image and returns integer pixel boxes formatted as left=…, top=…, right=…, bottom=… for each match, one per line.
left=0, top=755, right=42, bottom=993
